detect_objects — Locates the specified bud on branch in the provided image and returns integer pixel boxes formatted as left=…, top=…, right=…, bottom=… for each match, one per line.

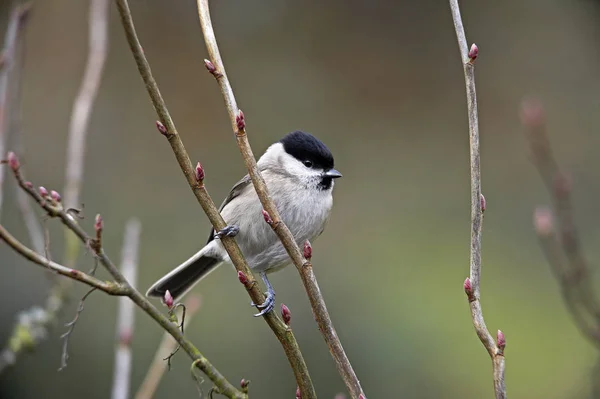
left=303, top=241, right=312, bottom=261
left=50, top=190, right=62, bottom=203
left=236, top=110, right=245, bottom=132
left=468, top=43, right=478, bottom=62
left=464, top=277, right=475, bottom=302
left=195, top=162, right=205, bottom=182
left=497, top=330, right=506, bottom=354
left=281, top=304, right=291, bottom=326
left=156, top=120, right=168, bottom=136
left=237, top=271, right=249, bottom=286
left=163, top=290, right=174, bottom=309
left=262, top=210, right=273, bottom=226
left=7, top=151, right=19, bottom=171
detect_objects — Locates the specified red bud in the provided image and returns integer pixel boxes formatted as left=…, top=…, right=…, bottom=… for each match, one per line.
left=236, top=110, right=245, bottom=131
left=7, top=151, right=19, bottom=171
left=534, top=207, right=553, bottom=236
left=497, top=330, right=506, bottom=352
left=156, top=120, right=168, bottom=135
left=464, top=277, right=474, bottom=301
left=24, top=181, right=33, bottom=189
left=38, top=186, right=48, bottom=198
left=237, top=270, right=249, bottom=286
left=262, top=210, right=273, bottom=225
left=204, top=59, right=216, bottom=74
left=164, top=290, right=174, bottom=309
left=468, top=43, right=478, bottom=61
left=95, top=214, right=104, bottom=233
left=295, top=386, right=301, bottom=399
left=50, top=190, right=61, bottom=202
left=281, top=303, right=291, bottom=326
left=240, top=379, right=250, bottom=389
left=303, top=241, right=312, bottom=260
left=480, top=194, right=486, bottom=213
left=359, top=395, right=366, bottom=399
left=195, top=162, right=205, bottom=182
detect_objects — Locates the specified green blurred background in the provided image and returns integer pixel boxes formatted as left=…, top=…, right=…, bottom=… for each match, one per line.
left=1, top=0, right=600, bottom=397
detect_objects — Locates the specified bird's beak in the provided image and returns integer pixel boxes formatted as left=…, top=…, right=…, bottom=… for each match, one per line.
left=324, top=168, right=342, bottom=178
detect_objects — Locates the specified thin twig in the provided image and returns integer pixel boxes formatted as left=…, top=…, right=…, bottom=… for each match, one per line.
left=114, top=0, right=313, bottom=395
left=448, top=1, right=506, bottom=398
left=0, top=161, right=246, bottom=399
left=111, top=219, right=141, bottom=399
left=524, top=99, right=600, bottom=347
left=59, top=287, right=97, bottom=371
left=0, top=223, right=125, bottom=293
left=135, top=295, right=202, bottom=399
left=196, top=1, right=362, bottom=397
left=5, top=2, right=44, bottom=255
left=0, top=2, right=31, bottom=217
left=63, top=0, right=109, bottom=211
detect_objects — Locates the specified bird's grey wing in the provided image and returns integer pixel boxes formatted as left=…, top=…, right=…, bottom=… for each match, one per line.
left=206, top=174, right=252, bottom=244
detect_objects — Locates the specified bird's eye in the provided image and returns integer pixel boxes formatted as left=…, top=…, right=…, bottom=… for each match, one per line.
left=303, top=160, right=313, bottom=168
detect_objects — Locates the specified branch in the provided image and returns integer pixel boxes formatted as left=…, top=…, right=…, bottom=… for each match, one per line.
left=111, top=219, right=141, bottom=399
left=196, top=1, right=364, bottom=397
left=0, top=0, right=108, bottom=373
left=135, top=295, right=202, bottom=399
left=113, top=0, right=314, bottom=395
left=523, top=99, right=600, bottom=347
left=449, top=1, right=506, bottom=398
left=3, top=2, right=44, bottom=256
left=0, top=2, right=31, bottom=216
left=1, top=160, right=246, bottom=399
left=63, top=0, right=109, bottom=211
left=0, top=222, right=124, bottom=293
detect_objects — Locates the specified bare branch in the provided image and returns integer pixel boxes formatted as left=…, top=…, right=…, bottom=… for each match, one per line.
left=524, top=99, right=600, bottom=347
left=135, top=295, right=202, bottom=399
left=114, top=0, right=313, bottom=394
left=3, top=2, right=45, bottom=256
left=63, top=0, right=109, bottom=210
left=111, top=219, right=141, bottom=399
left=449, top=1, right=506, bottom=398
left=196, top=1, right=362, bottom=397
left=0, top=222, right=125, bottom=293
left=1, top=0, right=109, bottom=374
left=59, top=287, right=97, bottom=371
left=0, top=161, right=246, bottom=398
left=0, top=3, right=31, bottom=216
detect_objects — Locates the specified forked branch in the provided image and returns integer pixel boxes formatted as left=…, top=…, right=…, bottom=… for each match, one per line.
left=0, top=158, right=246, bottom=399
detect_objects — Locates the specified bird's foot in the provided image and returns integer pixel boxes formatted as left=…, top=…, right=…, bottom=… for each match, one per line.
left=251, top=290, right=275, bottom=317
left=215, top=224, right=239, bottom=239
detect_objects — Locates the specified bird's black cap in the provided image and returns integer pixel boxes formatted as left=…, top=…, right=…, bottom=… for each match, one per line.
left=280, top=131, right=334, bottom=170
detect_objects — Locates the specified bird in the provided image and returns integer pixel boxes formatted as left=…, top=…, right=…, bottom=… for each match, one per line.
left=146, top=130, right=342, bottom=316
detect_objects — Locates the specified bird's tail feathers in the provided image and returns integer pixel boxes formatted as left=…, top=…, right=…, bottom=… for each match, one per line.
left=146, top=249, right=222, bottom=301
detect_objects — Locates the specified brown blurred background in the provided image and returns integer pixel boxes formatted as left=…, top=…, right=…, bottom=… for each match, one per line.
left=1, top=0, right=600, bottom=397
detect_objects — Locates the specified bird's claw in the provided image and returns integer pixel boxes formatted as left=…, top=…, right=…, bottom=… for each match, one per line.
left=215, top=225, right=239, bottom=239
left=252, top=291, right=275, bottom=317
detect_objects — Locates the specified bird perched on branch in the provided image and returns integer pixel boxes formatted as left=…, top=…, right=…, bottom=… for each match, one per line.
left=147, top=131, right=342, bottom=316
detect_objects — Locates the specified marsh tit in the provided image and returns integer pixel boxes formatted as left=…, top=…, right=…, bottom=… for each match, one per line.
left=146, top=131, right=342, bottom=316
